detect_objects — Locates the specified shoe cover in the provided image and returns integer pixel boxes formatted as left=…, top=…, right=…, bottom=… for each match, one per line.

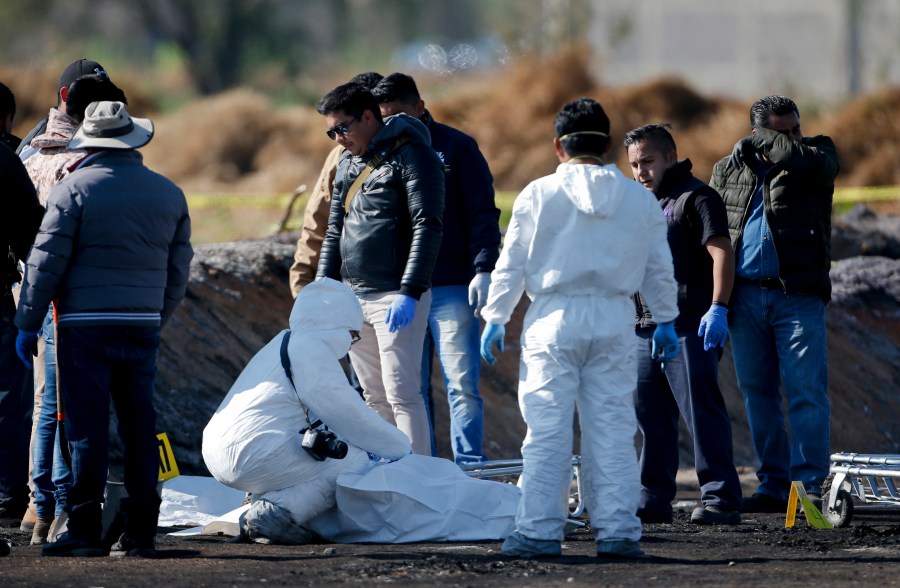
left=596, top=538, right=648, bottom=559
left=500, top=531, right=561, bottom=557
left=240, top=499, right=315, bottom=545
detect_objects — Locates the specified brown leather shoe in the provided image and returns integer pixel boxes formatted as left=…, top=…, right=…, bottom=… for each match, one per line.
left=31, top=517, right=53, bottom=545
left=19, top=504, right=37, bottom=532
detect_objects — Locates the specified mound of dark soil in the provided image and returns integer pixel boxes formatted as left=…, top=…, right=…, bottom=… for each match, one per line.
left=129, top=238, right=900, bottom=479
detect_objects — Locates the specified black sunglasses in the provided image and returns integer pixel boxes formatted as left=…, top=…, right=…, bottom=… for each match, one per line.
left=326, top=117, right=359, bottom=140
left=350, top=330, right=361, bottom=345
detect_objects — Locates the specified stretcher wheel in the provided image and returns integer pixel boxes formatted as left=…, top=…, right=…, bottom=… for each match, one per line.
left=824, top=488, right=854, bottom=527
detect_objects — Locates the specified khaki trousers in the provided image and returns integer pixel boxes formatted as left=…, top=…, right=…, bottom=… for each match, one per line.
left=349, top=290, right=432, bottom=455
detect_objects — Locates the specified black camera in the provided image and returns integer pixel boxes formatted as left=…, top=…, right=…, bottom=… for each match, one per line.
left=300, top=428, right=348, bottom=461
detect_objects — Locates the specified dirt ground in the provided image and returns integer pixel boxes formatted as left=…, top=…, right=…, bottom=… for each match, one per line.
left=2, top=472, right=899, bottom=587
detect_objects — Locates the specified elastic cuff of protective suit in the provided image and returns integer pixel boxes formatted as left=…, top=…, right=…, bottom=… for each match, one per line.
left=398, top=285, right=423, bottom=300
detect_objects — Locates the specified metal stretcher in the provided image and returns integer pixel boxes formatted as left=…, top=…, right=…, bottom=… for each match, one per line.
left=824, top=452, right=900, bottom=527
left=459, top=456, right=585, bottom=518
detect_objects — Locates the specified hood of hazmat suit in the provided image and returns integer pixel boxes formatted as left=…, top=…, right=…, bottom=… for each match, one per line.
left=202, top=278, right=412, bottom=494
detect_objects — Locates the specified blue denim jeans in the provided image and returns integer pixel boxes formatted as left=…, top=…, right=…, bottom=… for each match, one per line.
left=635, top=327, right=742, bottom=515
left=729, top=283, right=830, bottom=500
left=31, top=309, right=72, bottom=519
left=56, top=325, right=162, bottom=543
left=420, top=286, right=485, bottom=464
left=0, top=292, right=31, bottom=515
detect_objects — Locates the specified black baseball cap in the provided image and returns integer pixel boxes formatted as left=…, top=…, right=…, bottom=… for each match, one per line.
left=58, top=59, right=108, bottom=94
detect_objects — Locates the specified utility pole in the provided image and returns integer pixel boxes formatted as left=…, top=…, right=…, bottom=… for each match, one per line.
left=846, top=0, right=861, bottom=97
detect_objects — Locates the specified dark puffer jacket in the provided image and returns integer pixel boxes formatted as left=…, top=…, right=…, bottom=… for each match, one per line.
left=317, top=114, right=444, bottom=300
left=709, top=128, right=838, bottom=302
left=15, top=149, right=193, bottom=331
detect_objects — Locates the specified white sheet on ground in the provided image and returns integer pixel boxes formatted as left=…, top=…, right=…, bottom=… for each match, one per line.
left=305, top=454, right=520, bottom=543
left=159, top=475, right=246, bottom=529
left=161, top=456, right=520, bottom=543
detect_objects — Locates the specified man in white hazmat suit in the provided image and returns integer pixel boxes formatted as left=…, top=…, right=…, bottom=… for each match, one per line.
left=202, top=278, right=412, bottom=543
left=480, top=98, right=680, bottom=559
left=203, top=278, right=520, bottom=544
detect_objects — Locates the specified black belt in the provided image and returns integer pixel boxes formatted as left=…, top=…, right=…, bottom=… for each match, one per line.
left=737, top=276, right=783, bottom=290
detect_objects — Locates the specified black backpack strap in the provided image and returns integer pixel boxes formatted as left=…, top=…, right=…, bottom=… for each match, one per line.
left=280, top=331, right=296, bottom=389
left=343, top=136, right=409, bottom=215
left=280, top=330, right=322, bottom=429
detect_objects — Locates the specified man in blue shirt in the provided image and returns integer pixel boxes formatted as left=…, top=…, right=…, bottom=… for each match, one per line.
left=710, top=96, right=838, bottom=513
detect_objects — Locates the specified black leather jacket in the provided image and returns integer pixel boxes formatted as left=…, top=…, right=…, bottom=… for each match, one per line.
left=317, top=114, right=444, bottom=299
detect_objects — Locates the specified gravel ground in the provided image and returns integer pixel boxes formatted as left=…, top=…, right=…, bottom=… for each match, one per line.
left=3, top=494, right=899, bottom=587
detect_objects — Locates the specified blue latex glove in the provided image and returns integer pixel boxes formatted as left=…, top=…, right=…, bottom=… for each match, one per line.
left=15, top=330, right=39, bottom=370
left=651, top=321, right=680, bottom=363
left=384, top=294, right=417, bottom=333
left=467, top=272, right=491, bottom=318
left=480, top=322, right=505, bottom=365
left=697, top=304, right=729, bottom=350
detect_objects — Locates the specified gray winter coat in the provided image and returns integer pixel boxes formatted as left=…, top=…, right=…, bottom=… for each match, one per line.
left=15, top=149, right=192, bottom=332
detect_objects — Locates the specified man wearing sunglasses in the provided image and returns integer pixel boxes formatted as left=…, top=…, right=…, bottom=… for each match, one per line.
left=372, top=73, right=500, bottom=465
left=315, top=83, right=444, bottom=456
left=290, top=72, right=383, bottom=297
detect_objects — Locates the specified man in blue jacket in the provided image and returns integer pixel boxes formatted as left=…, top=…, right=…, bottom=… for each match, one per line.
left=15, top=101, right=193, bottom=557
left=373, top=73, right=500, bottom=464
left=316, top=84, right=445, bottom=457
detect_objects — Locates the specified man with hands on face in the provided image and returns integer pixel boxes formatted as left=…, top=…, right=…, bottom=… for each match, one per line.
left=709, top=96, right=838, bottom=514
left=625, top=123, right=741, bottom=526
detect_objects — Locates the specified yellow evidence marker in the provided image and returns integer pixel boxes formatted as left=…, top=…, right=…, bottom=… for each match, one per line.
left=785, top=480, right=832, bottom=529
left=157, top=432, right=180, bottom=481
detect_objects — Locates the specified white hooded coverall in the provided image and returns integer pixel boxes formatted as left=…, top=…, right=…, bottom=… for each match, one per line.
left=480, top=162, right=678, bottom=543
left=202, top=278, right=412, bottom=542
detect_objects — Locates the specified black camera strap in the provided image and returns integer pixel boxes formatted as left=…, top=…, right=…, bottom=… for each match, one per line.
left=280, top=330, right=322, bottom=430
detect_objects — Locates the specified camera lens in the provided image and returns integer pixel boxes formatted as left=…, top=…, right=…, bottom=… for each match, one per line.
left=327, top=437, right=348, bottom=459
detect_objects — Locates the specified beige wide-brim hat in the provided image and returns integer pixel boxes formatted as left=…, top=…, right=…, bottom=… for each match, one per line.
left=68, top=100, right=154, bottom=150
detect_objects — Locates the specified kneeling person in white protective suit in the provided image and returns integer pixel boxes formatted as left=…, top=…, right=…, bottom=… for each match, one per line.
left=203, top=278, right=519, bottom=544
left=480, top=98, right=680, bottom=559
left=202, top=278, right=412, bottom=543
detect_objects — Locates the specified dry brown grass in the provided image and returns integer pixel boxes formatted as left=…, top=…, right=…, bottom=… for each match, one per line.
left=431, top=45, right=597, bottom=190
left=819, top=87, right=900, bottom=187
left=430, top=47, right=791, bottom=188
left=142, top=89, right=333, bottom=193
left=4, top=54, right=899, bottom=194
left=0, top=65, right=157, bottom=134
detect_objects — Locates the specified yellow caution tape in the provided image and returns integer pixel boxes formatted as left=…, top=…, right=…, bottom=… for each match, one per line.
left=183, top=186, right=898, bottom=212
left=785, top=481, right=832, bottom=529
left=833, top=185, right=900, bottom=204
left=157, top=432, right=180, bottom=482
left=186, top=193, right=296, bottom=209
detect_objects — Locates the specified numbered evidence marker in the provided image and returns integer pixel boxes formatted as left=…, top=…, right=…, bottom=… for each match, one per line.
left=784, top=480, right=832, bottom=529
left=158, top=432, right=180, bottom=481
